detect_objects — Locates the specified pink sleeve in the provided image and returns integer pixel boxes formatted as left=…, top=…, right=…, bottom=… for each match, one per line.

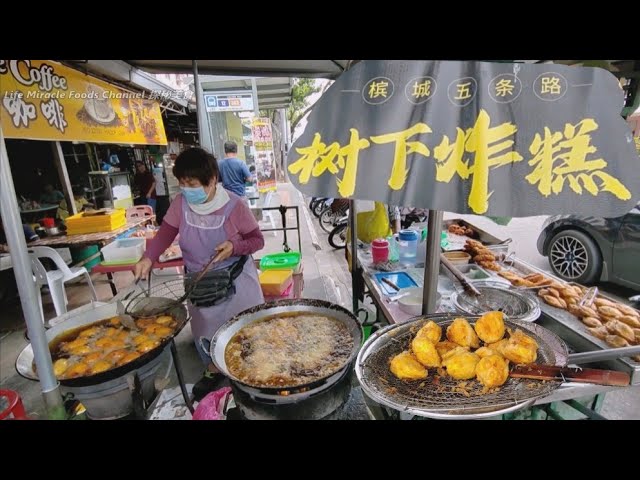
left=144, top=222, right=179, bottom=263
left=162, top=195, right=183, bottom=228
left=227, top=201, right=264, bottom=256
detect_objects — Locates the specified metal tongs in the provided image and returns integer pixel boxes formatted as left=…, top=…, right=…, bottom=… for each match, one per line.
left=579, top=286, right=598, bottom=307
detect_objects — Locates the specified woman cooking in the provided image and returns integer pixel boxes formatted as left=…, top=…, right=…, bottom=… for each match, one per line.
left=134, top=148, right=265, bottom=399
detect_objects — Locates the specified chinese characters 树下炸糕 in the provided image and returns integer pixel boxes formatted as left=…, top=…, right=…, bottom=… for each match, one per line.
left=288, top=110, right=631, bottom=214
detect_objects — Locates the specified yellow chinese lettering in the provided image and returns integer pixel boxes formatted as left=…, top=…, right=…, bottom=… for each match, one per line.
left=411, top=80, right=432, bottom=98
left=287, top=130, right=370, bottom=198
left=495, top=79, right=514, bottom=97
left=336, top=129, right=371, bottom=197
left=368, top=81, right=389, bottom=99
left=455, top=82, right=472, bottom=100
left=433, top=109, right=523, bottom=214
left=541, top=76, right=561, bottom=95
left=370, top=123, right=432, bottom=190
left=526, top=119, right=631, bottom=201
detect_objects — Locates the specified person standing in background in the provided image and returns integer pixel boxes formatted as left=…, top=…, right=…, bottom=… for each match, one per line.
left=134, top=161, right=157, bottom=212
left=40, top=184, right=65, bottom=205
left=218, top=141, right=254, bottom=197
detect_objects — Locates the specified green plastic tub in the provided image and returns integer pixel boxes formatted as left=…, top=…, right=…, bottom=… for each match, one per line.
left=260, top=252, right=301, bottom=271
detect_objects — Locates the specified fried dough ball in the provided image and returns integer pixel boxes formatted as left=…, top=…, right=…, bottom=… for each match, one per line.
left=441, top=346, right=470, bottom=361
left=144, top=324, right=173, bottom=337
left=435, top=341, right=460, bottom=358
left=90, top=360, right=112, bottom=375
left=95, top=338, right=126, bottom=350
left=137, top=339, right=160, bottom=354
left=415, top=321, right=442, bottom=344
left=390, top=351, right=428, bottom=380
left=84, top=352, right=103, bottom=364
left=78, top=326, right=101, bottom=338
left=105, top=349, right=129, bottom=364
left=53, top=358, right=69, bottom=377
left=475, top=346, right=502, bottom=358
left=109, top=317, right=121, bottom=326
left=103, top=328, right=119, bottom=338
left=474, top=311, right=506, bottom=344
left=132, top=334, right=151, bottom=345
left=64, top=362, right=89, bottom=378
left=500, top=330, right=538, bottom=364
left=411, top=335, right=441, bottom=368
left=155, top=315, right=173, bottom=325
left=68, top=344, right=92, bottom=356
left=446, top=318, right=480, bottom=349
left=476, top=355, right=509, bottom=388
left=117, top=351, right=141, bottom=366
left=487, top=339, right=510, bottom=355
left=135, top=318, right=155, bottom=329
left=442, top=351, right=480, bottom=380
left=62, top=337, right=88, bottom=352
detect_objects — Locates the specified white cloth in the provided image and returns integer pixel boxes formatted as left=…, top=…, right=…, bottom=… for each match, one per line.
left=187, top=184, right=230, bottom=215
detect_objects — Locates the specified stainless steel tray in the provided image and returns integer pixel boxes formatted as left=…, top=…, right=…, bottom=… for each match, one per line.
left=500, top=258, right=640, bottom=384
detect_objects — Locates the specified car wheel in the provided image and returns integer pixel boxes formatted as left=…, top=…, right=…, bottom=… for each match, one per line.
left=547, top=229, right=602, bottom=284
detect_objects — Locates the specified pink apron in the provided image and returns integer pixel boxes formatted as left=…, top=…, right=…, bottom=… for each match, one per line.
left=178, top=194, right=264, bottom=364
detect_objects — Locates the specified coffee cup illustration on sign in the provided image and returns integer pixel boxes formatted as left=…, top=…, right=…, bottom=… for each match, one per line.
left=83, top=84, right=116, bottom=124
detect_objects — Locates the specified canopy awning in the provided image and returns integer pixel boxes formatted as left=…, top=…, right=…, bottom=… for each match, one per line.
left=126, top=60, right=350, bottom=79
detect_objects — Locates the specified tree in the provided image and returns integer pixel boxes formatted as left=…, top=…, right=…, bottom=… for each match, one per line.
left=288, top=79, right=329, bottom=136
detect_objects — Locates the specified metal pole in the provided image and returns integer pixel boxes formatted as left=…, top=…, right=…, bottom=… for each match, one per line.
left=350, top=200, right=358, bottom=314
left=192, top=60, right=214, bottom=154
left=422, top=210, right=444, bottom=315
left=0, top=128, right=65, bottom=417
left=250, top=77, right=260, bottom=116
left=52, top=141, right=76, bottom=215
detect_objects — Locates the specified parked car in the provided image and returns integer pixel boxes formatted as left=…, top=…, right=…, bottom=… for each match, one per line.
left=536, top=203, right=640, bottom=290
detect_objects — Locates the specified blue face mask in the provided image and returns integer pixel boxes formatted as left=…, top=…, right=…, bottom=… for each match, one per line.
left=180, top=186, right=209, bottom=205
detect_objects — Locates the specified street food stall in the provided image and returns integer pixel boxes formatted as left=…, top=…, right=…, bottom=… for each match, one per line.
left=0, top=60, right=169, bottom=417
left=285, top=60, right=640, bottom=420
left=4, top=59, right=640, bottom=421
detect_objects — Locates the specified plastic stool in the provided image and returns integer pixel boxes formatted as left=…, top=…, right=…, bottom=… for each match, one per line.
left=0, top=389, right=28, bottom=420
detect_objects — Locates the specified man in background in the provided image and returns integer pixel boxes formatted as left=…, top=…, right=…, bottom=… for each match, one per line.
left=218, top=141, right=254, bottom=197
left=134, top=161, right=157, bottom=212
left=40, top=184, right=64, bottom=205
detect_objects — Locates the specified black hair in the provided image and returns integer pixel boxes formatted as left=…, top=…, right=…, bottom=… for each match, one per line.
left=224, top=141, right=238, bottom=154
left=172, top=147, right=219, bottom=187
left=71, top=185, right=85, bottom=197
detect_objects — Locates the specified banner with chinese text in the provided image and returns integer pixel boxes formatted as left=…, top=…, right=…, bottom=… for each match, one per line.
left=251, top=117, right=276, bottom=192
left=1, top=60, right=168, bottom=145
left=286, top=61, right=640, bottom=218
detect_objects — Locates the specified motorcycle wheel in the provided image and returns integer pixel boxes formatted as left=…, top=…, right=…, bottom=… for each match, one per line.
left=329, top=224, right=347, bottom=249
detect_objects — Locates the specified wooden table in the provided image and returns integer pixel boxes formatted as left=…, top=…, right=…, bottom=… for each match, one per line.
left=29, top=216, right=155, bottom=249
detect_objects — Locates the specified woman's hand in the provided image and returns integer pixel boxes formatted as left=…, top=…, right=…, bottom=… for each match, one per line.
left=134, top=257, right=153, bottom=280
left=212, top=241, right=233, bottom=263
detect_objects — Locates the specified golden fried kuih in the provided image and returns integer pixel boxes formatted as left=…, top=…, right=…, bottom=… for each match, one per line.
left=411, top=335, right=441, bottom=368
left=446, top=318, right=480, bottom=349
left=390, top=351, right=428, bottom=380
left=53, top=358, right=69, bottom=377
left=474, top=311, right=506, bottom=344
left=476, top=355, right=509, bottom=388
left=90, top=360, right=112, bottom=375
left=435, top=341, right=460, bottom=358
left=443, top=351, right=480, bottom=380
left=155, top=315, right=173, bottom=325
left=415, top=321, right=442, bottom=344
left=64, top=362, right=90, bottom=378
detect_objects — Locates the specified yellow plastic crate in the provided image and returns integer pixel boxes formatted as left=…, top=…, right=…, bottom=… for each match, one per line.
left=66, top=209, right=127, bottom=235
